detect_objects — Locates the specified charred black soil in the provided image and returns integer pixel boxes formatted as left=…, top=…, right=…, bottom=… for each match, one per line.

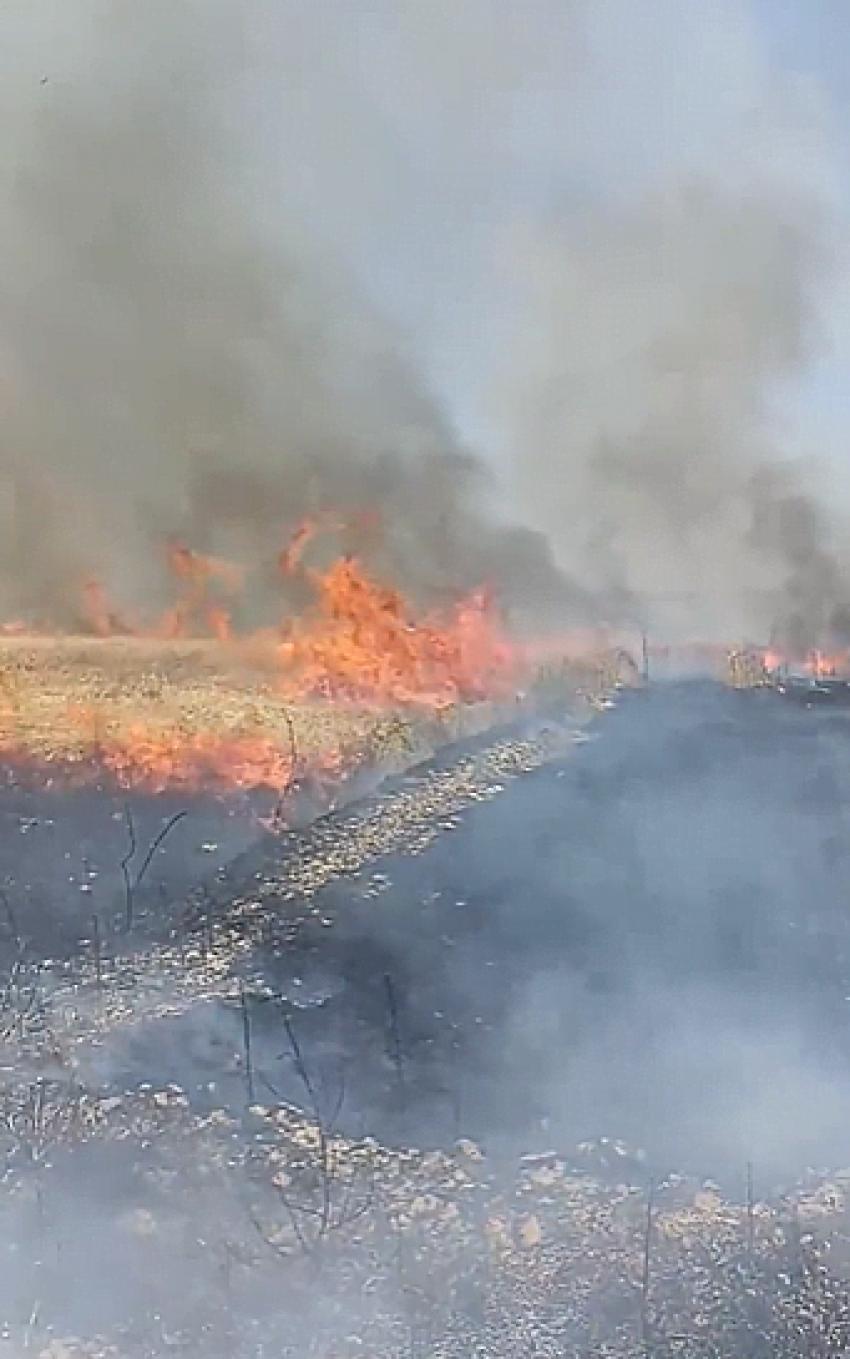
left=6, top=684, right=850, bottom=1355
left=161, top=681, right=850, bottom=1180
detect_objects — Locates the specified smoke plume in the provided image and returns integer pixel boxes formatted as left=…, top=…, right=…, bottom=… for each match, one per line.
left=487, top=3, right=848, bottom=649
left=2, top=0, right=849, bottom=651
left=0, top=0, right=570, bottom=630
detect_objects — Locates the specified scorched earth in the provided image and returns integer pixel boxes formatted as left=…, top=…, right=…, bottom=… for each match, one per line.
left=4, top=680, right=850, bottom=1355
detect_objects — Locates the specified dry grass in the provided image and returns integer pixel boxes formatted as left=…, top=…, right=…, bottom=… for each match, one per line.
left=0, top=636, right=504, bottom=785
left=1, top=1082, right=850, bottom=1357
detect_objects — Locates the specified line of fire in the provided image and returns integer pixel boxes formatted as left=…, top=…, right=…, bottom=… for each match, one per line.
left=0, top=494, right=845, bottom=796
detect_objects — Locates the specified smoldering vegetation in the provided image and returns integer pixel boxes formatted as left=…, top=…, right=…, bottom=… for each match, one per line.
left=204, top=681, right=850, bottom=1184
left=5, top=683, right=850, bottom=1353
left=27, top=682, right=850, bottom=1185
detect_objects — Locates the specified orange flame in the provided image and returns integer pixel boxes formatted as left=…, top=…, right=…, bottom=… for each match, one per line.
left=81, top=578, right=134, bottom=637
left=738, top=646, right=850, bottom=680
left=0, top=516, right=527, bottom=798
left=157, top=541, right=245, bottom=640
left=278, top=514, right=337, bottom=576
left=276, top=557, right=516, bottom=707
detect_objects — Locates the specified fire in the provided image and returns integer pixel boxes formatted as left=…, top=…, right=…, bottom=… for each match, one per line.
left=762, top=649, right=783, bottom=674
left=729, top=644, right=850, bottom=687
left=0, top=714, right=346, bottom=798
left=90, top=723, right=301, bottom=794
left=81, top=577, right=132, bottom=637
left=805, top=649, right=848, bottom=679
left=158, top=541, right=245, bottom=641
left=0, top=514, right=525, bottom=799
left=758, top=647, right=850, bottom=679
left=277, top=511, right=347, bottom=577
left=278, top=556, right=515, bottom=707
left=63, top=519, right=523, bottom=709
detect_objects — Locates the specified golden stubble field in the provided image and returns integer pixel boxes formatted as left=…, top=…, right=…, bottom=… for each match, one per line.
left=0, top=635, right=497, bottom=789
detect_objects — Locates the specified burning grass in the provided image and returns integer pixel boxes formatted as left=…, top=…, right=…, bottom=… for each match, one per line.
left=0, top=630, right=626, bottom=797
left=0, top=521, right=531, bottom=795
left=0, top=514, right=646, bottom=798
left=0, top=635, right=437, bottom=795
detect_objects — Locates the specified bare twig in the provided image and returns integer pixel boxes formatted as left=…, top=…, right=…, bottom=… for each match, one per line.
left=641, top=1176, right=655, bottom=1354
left=282, top=706, right=298, bottom=780
left=120, top=802, right=138, bottom=931
left=281, top=1010, right=320, bottom=1113
left=384, top=972, right=406, bottom=1093
left=280, top=1011, right=332, bottom=1232
left=271, top=706, right=299, bottom=827
left=325, top=1067, right=347, bottom=1138
left=134, top=810, right=188, bottom=891
left=253, top=1006, right=374, bottom=1254
left=121, top=805, right=187, bottom=932
left=239, top=980, right=255, bottom=1107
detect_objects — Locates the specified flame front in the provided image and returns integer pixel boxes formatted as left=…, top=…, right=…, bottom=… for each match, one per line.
left=0, top=517, right=526, bottom=798
left=71, top=519, right=525, bottom=709
left=278, top=556, right=513, bottom=707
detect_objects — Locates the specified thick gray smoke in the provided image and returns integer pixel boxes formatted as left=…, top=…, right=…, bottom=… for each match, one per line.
left=0, top=0, right=570, bottom=630
left=748, top=467, right=850, bottom=655
left=501, top=188, right=824, bottom=639
left=499, top=180, right=850, bottom=650
left=1, top=0, right=848, bottom=649
left=483, top=0, right=850, bottom=652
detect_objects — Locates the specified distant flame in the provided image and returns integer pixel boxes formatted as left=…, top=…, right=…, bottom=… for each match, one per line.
left=739, top=646, right=850, bottom=680
left=157, top=541, right=245, bottom=640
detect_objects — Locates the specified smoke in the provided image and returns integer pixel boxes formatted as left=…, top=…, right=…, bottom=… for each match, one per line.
left=0, top=0, right=571, bottom=629
left=486, top=3, right=849, bottom=649
left=336, top=682, right=850, bottom=1182
left=746, top=471, right=847, bottom=652
left=5, top=1, right=849, bottom=649
left=498, top=183, right=845, bottom=647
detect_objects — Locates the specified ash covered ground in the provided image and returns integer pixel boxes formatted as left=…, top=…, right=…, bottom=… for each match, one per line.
left=54, top=680, right=850, bottom=1180
left=6, top=683, right=850, bottom=1354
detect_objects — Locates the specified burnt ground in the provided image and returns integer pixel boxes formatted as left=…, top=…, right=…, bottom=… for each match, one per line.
left=0, top=776, right=263, bottom=955
left=223, top=681, right=850, bottom=1182
left=0, top=753, right=400, bottom=960
left=33, top=679, right=850, bottom=1187
left=7, top=682, right=850, bottom=1354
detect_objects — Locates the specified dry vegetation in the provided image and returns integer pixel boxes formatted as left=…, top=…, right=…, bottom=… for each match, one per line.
left=0, top=643, right=671, bottom=1357
left=1, top=1080, right=850, bottom=1357
left=0, top=637, right=458, bottom=788
left=0, top=635, right=623, bottom=794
